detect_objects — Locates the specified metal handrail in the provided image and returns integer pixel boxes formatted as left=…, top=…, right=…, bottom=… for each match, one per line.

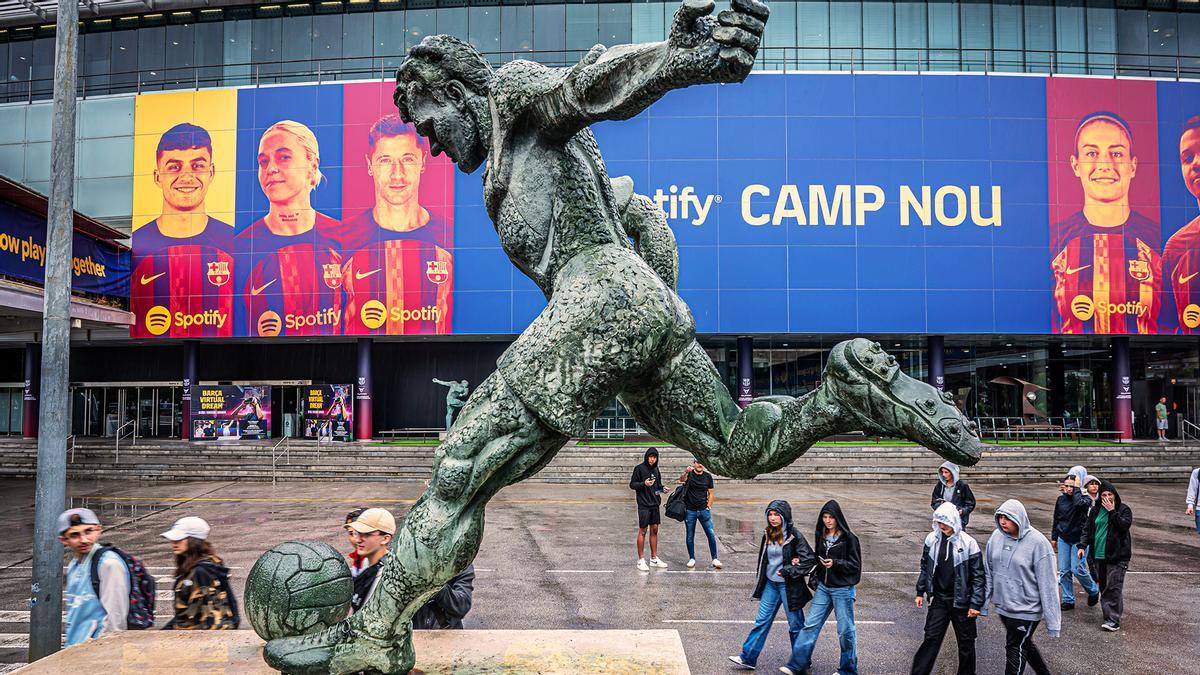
left=271, top=435, right=290, bottom=486
left=6, top=45, right=1200, bottom=104
left=68, top=434, right=75, bottom=464
left=114, top=419, right=135, bottom=463
left=1182, top=419, right=1200, bottom=443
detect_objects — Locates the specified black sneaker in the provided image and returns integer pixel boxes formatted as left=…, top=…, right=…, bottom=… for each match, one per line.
left=1061, top=602, right=1075, bottom=611
left=1101, top=621, right=1120, bottom=632
left=1087, top=593, right=1100, bottom=607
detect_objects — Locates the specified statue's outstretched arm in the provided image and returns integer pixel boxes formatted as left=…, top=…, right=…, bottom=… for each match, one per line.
left=432, top=378, right=451, bottom=387
left=534, top=0, right=768, bottom=140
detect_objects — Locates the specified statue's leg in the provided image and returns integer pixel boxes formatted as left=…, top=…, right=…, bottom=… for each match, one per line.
left=621, top=339, right=983, bottom=479
left=264, top=372, right=569, bottom=674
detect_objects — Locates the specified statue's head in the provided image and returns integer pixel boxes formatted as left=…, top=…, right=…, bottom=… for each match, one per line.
left=394, top=36, right=493, bottom=174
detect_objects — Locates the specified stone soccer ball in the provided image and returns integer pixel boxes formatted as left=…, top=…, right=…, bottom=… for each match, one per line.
left=244, top=540, right=353, bottom=640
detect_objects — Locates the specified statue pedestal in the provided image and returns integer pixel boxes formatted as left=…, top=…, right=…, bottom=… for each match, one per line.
left=16, top=629, right=690, bottom=674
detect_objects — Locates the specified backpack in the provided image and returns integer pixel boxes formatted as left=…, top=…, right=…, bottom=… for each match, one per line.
left=664, top=486, right=687, bottom=522
left=89, top=544, right=156, bottom=629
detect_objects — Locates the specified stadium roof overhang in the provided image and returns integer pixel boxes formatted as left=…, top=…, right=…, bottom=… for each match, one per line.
left=0, top=0, right=253, bottom=29
left=0, top=176, right=128, bottom=246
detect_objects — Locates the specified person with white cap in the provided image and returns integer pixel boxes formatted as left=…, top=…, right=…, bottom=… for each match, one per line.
left=345, top=507, right=396, bottom=612
left=58, top=507, right=129, bottom=646
left=161, top=516, right=239, bottom=630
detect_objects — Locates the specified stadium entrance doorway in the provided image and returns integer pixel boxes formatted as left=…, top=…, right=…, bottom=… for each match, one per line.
left=70, top=383, right=182, bottom=438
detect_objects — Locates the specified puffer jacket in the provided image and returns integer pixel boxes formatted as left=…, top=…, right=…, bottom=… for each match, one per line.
left=916, top=503, right=987, bottom=610
left=752, top=500, right=816, bottom=612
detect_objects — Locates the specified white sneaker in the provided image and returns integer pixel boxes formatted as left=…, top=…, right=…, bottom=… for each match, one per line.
left=687, top=558, right=696, bottom=568
left=712, top=558, right=723, bottom=569
left=650, top=557, right=668, bottom=568
left=636, top=559, right=649, bottom=572
left=728, top=655, right=756, bottom=670
left=778, top=667, right=795, bottom=675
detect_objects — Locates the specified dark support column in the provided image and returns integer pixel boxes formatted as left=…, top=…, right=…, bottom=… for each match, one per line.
left=1112, top=337, right=1132, bottom=441
left=181, top=341, right=197, bottom=439
left=22, top=343, right=40, bottom=439
left=927, top=335, right=945, bottom=390
left=736, top=337, right=753, bottom=408
left=356, top=338, right=373, bottom=440
left=1048, top=343, right=1065, bottom=418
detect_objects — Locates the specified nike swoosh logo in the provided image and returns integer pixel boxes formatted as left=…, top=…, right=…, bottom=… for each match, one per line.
left=1065, top=265, right=1091, bottom=275
left=355, top=269, right=382, bottom=280
left=140, top=272, right=166, bottom=285
left=1180, top=272, right=1199, bottom=284
left=250, top=279, right=277, bottom=296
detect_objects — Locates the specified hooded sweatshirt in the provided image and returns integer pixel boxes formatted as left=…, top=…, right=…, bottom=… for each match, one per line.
left=1052, top=465, right=1093, bottom=545
left=753, top=499, right=816, bottom=611
left=812, top=500, right=862, bottom=588
left=917, top=503, right=987, bottom=610
left=163, top=555, right=240, bottom=630
left=984, top=500, right=1061, bottom=636
left=931, top=461, right=977, bottom=527
left=629, top=448, right=664, bottom=508
left=1081, top=480, right=1133, bottom=563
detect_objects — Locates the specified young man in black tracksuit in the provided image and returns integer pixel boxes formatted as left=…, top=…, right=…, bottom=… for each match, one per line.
left=911, top=503, right=987, bottom=675
left=932, top=461, right=977, bottom=527
left=629, top=447, right=670, bottom=571
left=1079, top=480, right=1133, bottom=631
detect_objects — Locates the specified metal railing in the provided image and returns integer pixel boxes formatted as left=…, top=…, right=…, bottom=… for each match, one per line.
left=113, top=419, right=135, bottom=462
left=1182, top=419, right=1200, bottom=443
left=67, top=434, right=76, bottom=464
left=4, top=45, right=1200, bottom=105
left=271, top=435, right=290, bottom=486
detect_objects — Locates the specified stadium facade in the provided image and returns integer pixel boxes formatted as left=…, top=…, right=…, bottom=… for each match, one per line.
left=2, top=0, right=1200, bottom=441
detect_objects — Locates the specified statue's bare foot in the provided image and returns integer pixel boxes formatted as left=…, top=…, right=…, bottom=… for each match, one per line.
left=825, top=338, right=984, bottom=465
left=264, top=620, right=413, bottom=675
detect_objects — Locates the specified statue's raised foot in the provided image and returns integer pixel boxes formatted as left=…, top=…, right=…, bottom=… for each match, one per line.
left=264, top=620, right=413, bottom=675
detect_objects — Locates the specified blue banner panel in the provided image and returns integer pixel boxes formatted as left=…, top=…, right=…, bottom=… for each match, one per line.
left=0, top=201, right=130, bottom=298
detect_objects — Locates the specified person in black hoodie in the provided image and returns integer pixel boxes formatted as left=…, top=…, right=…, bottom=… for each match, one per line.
left=1079, top=479, right=1133, bottom=632
left=932, top=461, right=977, bottom=528
left=630, top=447, right=670, bottom=571
left=411, top=565, right=475, bottom=629
left=911, top=503, right=986, bottom=675
left=729, top=500, right=815, bottom=670
left=783, top=500, right=862, bottom=675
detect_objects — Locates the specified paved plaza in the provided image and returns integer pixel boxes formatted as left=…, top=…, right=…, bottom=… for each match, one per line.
left=0, top=476, right=1197, bottom=674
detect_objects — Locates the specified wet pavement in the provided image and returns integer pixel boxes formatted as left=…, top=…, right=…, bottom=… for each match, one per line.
left=1, top=477, right=1197, bottom=674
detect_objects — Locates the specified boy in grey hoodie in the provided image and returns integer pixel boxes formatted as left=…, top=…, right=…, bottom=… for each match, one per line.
left=983, top=499, right=1060, bottom=675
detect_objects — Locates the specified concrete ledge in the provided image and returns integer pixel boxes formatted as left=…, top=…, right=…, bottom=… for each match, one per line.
left=15, top=629, right=691, bottom=674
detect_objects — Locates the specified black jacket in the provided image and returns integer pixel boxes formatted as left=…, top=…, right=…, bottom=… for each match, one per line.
left=809, top=500, right=861, bottom=588
left=752, top=500, right=815, bottom=612
left=1081, top=480, right=1133, bottom=563
left=629, top=448, right=663, bottom=508
left=1051, top=487, right=1092, bottom=545
left=915, top=518, right=986, bottom=611
left=930, top=480, right=976, bottom=527
left=411, top=565, right=475, bottom=629
left=163, top=556, right=240, bottom=630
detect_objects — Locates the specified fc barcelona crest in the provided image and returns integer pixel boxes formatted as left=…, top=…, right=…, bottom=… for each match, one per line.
left=323, top=263, right=344, bottom=290
left=426, top=260, right=449, bottom=284
left=206, top=261, right=230, bottom=286
left=1128, top=259, right=1151, bottom=282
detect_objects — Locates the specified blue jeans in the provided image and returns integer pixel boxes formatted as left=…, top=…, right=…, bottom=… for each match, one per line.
left=1194, top=510, right=1199, bottom=537
left=1056, top=538, right=1099, bottom=604
left=685, top=508, right=717, bottom=560
left=739, top=579, right=804, bottom=666
left=787, top=582, right=857, bottom=674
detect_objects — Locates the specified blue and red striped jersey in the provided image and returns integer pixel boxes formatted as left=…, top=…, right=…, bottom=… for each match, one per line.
left=1161, top=216, right=1200, bottom=334
left=339, top=209, right=452, bottom=335
left=235, top=213, right=345, bottom=337
left=130, top=217, right=235, bottom=338
left=1050, top=210, right=1161, bottom=334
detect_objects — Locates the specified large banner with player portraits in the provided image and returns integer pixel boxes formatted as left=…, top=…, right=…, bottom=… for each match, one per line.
left=302, top=385, right=354, bottom=441
left=190, top=385, right=272, bottom=440
left=126, top=73, right=1200, bottom=336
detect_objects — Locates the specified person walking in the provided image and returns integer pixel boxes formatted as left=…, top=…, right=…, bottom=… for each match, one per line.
left=58, top=508, right=130, bottom=646
left=729, top=500, right=815, bottom=671
left=1051, top=466, right=1100, bottom=610
left=931, top=461, right=977, bottom=527
left=1080, top=480, right=1133, bottom=632
left=911, top=503, right=986, bottom=675
left=630, top=447, right=670, bottom=571
left=983, top=500, right=1060, bottom=675
left=411, top=565, right=475, bottom=629
left=782, top=500, right=861, bottom=675
left=677, top=458, right=721, bottom=569
left=1188, top=467, right=1199, bottom=538
left=1155, top=397, right=1170, bottom=441
left=160, top=516, right=240, bottom=630
left=345, top=508, right=397, bottom=612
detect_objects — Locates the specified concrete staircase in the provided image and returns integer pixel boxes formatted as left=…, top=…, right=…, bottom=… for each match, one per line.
left=1, top=437, right=1197, bottom=484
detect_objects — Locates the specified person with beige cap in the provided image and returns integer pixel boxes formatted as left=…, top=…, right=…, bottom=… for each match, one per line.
left=345, top=508, right=396, bottom=612
left=160, top=516, right=240, bottom=630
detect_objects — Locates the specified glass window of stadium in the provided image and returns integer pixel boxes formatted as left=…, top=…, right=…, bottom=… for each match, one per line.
left=71, top=385, right=182, bottom=438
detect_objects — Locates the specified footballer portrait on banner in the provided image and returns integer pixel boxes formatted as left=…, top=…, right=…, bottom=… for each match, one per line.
left=235, top=119, right=345, bottom=337
left=1048, top=81, right=1162, bottom=335
left=130, top=90, right=239, bottom=338
left=1161, top=116, right=1200, bottom=334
